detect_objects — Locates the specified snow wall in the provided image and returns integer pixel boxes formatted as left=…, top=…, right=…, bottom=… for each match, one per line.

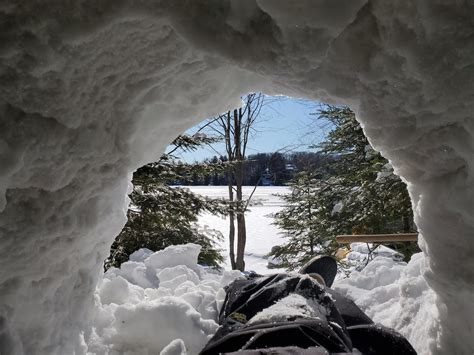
left=0, top=1, right=473, bottom=354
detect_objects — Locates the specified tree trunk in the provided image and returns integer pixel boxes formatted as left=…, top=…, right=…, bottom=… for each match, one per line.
left=223, top=111, right=237, bottom=270
left=228, top=214, right=236, bottom=269
left=234, top=108, right=247, bottom=271
left=228, top=173, right=236, bottom=270
left=235, top=168, right=246, bottom=271
left=307, top=188, right=314, bottom=255
left=236, top=211, right=246, bottom=271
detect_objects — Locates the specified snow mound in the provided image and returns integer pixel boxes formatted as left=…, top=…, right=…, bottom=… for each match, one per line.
left=347, top=242, right=404, bottom=264
left=86, top=244, right=244, bottom=355
left=160, top=339, right=187, bottom=355
left=145, top=244, right=202, bottom=271
left=89, top=243, right=437, bottom=355
left=335, top=253, right=439, bottom=355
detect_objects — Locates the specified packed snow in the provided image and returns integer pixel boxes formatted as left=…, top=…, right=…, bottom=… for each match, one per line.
left=86, top=240, right=433, bottom=354
left=87, top=243, right=244, bottom=355
left=1, top=1, right=473, bottom=354
left=335, top=253, right=439, bottom=354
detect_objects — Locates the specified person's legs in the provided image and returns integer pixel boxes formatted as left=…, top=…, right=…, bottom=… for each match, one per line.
left=202, top=259, right=417, bottom=354
left=201, top=273, right=352, bottom=354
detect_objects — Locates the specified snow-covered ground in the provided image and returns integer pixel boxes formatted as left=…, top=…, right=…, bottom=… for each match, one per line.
left=335, top=253, right=438, bottom=354
left=87, top=186, right=436, bottom=354
left=87, top=244, right=245, bottom=355
left=190, top=186, right=290, bottom=274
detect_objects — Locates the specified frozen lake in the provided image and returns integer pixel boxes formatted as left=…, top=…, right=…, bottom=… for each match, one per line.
left=189, top=186, right=290, bottom=274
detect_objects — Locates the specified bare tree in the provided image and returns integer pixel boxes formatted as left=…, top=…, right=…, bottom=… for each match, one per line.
left=209, top=93, right=264, bottom=271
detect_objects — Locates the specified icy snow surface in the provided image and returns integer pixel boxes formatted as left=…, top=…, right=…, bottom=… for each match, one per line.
left=1, top=1, right=473, bottom=354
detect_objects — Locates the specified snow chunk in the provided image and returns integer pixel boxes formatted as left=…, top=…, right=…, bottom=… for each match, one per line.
left=88, top=245, right=237, bottom=354
left=348, top=243, right=404, bottom=262
left=160, top=338, right=186, bottom=355
left=129, top=248, right=154, bottom=263
left=375, top=162, right=395, bottom=182
left=157, top=266, right=200, bottom=287
left=219, top=269, right=246, bottom=287
left=331, top=201, right=343, bottom=215
left=110, top=297, right=217, bottom=354
left=145, top=244, right=202, bottom=271
left=106, top=261, right=160, bottom=289
left=98, top=276, right=144, bottom=305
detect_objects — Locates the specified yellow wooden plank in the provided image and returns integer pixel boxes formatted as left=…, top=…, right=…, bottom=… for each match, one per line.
left=336, top=233, right=418, bottom=243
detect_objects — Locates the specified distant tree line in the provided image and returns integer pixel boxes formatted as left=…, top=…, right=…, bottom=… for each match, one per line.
left=178, top=151, right=336, bottom=186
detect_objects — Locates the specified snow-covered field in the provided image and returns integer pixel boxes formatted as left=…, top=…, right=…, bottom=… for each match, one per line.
left=87, top=186, right=436, bottom=354
left=190, top=186, right=290, bottom=274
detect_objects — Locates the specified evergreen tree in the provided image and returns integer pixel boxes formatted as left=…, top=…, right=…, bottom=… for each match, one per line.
left=105, top=134, right=228, bottom=270
left=270, top=106, right=417, bottom=270
left=316, top=106, right=414, bottom=236
left=270, top=170, right=341, bottom=269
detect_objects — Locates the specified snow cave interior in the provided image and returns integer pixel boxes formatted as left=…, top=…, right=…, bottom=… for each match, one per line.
left=0, top=1, right=473, bottom=354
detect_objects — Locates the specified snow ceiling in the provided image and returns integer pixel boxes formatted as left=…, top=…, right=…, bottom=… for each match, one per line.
left=0, top=1, right=473, bottom=354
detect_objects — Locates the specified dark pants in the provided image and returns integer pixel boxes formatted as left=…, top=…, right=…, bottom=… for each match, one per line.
left=200, top=273, right=416, bottom=355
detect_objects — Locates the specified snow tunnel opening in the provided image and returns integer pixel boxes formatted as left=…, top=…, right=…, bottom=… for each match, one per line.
left=105, top=93, right=419, bottom=276
left=89, top=92, right=432, bottom=351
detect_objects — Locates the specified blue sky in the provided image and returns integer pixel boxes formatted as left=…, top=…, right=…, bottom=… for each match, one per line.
left=173, top=95, right=334, bottom=162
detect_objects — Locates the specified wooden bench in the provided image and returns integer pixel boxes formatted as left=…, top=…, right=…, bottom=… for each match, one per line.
left=336, top=233, right=418, bottom=244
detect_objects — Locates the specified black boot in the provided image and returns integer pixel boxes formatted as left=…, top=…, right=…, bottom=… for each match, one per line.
left=299, top=255, right=337, bottom=287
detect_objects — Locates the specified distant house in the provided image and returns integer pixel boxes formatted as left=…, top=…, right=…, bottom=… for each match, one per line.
left=261, top=168, right=274, bottom=186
